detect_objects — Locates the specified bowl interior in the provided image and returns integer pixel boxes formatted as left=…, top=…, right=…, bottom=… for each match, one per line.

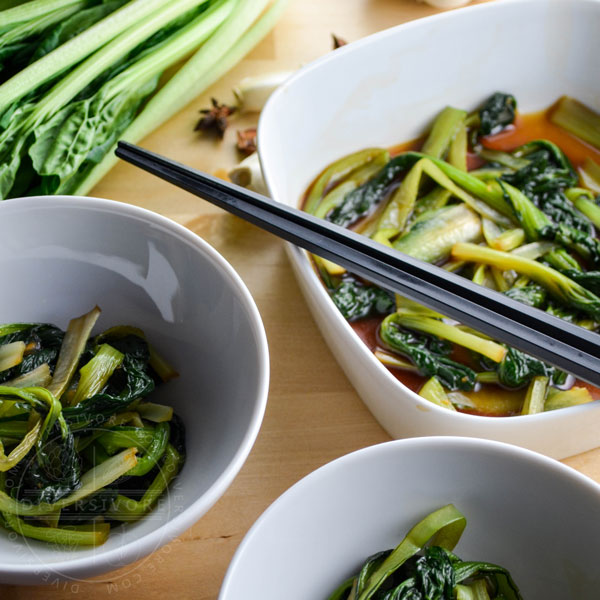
left=220, top=438, right=600, bottom=599
left=0, top=197, right=268, bottom=580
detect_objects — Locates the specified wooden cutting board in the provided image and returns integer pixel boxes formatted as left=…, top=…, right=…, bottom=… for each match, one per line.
left=2, top=1, right=599, bottom=598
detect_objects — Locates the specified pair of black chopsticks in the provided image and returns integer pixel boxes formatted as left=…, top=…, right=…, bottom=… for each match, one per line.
left=115, top=141, right=600, bottom=388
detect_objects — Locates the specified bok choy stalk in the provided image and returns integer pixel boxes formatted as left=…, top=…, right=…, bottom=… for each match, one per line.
left=0, top=308, right=185, bottom=546
left=392, top=204, right=482, bottom=263
left=380, top=313, right=477, bottom=391
left=74, top=0, right=291, bottom=195
left=0, top=0, right=176, bottom=115
left=550, top=96, right=600, bottom=150
left=452, top=242, right=600, bottom=321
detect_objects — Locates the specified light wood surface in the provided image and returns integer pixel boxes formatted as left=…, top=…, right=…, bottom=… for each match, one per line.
left=2, top=1, right=600, bottom=598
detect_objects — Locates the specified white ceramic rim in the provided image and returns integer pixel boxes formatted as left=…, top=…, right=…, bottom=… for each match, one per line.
left=219, top=435, right=600, bottom=598
left=0, top=195, right=270, bottom=577
left=257, top=0, right=600, bottom=431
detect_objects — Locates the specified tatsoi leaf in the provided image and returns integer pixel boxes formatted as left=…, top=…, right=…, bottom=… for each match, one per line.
left=478, top=92, right=516, bottom=137
left=496, top=347, right=564, bottom=389
left=380, top=314, right=477, bottom=391
left=30, top=75, right=159, bottom=189
left=327, top=153, right=421, bottom=228
left=329, top=276, right=395, bottom=321
left=398, top=313, right=506, bottom=363
left=504, top=284, right=547, bottom=308
left=304, top=148, right=388, bottom=215
left=16, top=420, right=81, bottom=503
left=451, top=243, right=600, bottom=321
left=356, top=505, right=466, bottom=600
left=0, top=323, right=64, bottom=384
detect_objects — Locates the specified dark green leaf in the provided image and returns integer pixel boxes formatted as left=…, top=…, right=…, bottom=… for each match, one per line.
left=479, top=93, right=517, bottom=137
left=330, top=276, right=395, bottom=321
left=380, top=317, right=477, bottom=391
left=328, top=153, right=421, bottom=227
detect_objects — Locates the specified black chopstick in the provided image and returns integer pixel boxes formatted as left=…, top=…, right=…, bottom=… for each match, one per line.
left=115, top=141, right=600, bottom=388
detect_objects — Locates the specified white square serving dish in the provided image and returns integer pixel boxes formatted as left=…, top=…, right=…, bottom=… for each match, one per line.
left=257, top=0, right=600, bottom=458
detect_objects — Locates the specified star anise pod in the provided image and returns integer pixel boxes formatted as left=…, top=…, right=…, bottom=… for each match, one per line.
left=236, top=127, right=257, bottom=156
left=195, top=98, right=237, bottom=138
left=332, top=33, right=348, bottom=49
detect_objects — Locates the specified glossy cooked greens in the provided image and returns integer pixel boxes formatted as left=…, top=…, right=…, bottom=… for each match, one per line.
left=305, top=93, right=600, bottom=416
left=0, top=307, right=184, bottom=546
left=327, top=504, right=522, bottom=600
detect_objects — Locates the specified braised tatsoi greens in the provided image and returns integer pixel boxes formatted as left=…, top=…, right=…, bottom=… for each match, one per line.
left=304, top=93, right=600, bottom=417
left=328, top=505, right=522, bottom=600
left=0, top=307, right=184, bottom=546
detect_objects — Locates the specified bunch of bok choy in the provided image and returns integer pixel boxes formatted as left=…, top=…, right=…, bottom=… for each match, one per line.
left=0, top=0, right=289, bottom=199
left=306, top=93, right=600, bottom=417
left=0, top=306, right=184, bottom=546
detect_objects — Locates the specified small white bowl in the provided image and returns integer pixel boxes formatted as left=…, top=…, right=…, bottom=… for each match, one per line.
left=0, top=196, right=269, bottom=584
left=220, top=437, right=600, bottom=599
left=258, top=0, right=600, bottom=458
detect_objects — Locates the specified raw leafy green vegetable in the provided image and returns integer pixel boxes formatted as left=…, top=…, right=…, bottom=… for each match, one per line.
left=0, top=307, right=184, bottom=546
left=0, top=0, right=289, bottom=198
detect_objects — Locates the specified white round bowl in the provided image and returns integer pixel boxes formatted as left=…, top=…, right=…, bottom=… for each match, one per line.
left=258, top=0, right=600, bottom=458
left=220, top=437, right=600, bottom=600
left=0, top=196, right=269, bottom=584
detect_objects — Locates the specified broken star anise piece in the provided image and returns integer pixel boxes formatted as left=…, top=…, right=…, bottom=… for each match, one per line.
left=236, top=127, right=257, bottom=156
left=195, top=97, right=237, bottom=138
left=332, top=33, right=348, bottom=49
